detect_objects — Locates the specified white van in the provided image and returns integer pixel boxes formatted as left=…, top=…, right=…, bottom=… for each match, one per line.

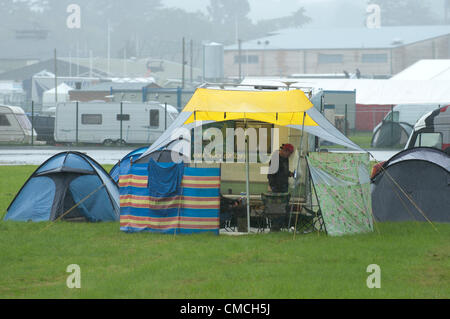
left=405, top=105, right=450, bottom=154
left=54, top=101, right=179, bottom=145
left=0, top=105, right=34, bottom=143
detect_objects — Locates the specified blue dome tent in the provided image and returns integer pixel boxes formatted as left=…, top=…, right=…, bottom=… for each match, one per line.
left=4, top=151, right=120, bottom=222
left=109, top=146, right=149, bottom=183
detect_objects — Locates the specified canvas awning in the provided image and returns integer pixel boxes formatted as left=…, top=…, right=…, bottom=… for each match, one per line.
left=183, top=88, right=317, bottom=126
left=140, top=87, right=363, bottom=159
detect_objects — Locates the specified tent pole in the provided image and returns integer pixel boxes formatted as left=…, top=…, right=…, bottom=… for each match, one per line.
left=289, top=112, right=307, bottom=229
left=245, top=121, right=251, bottom=234
left=306, top=159, right=327, bottom=235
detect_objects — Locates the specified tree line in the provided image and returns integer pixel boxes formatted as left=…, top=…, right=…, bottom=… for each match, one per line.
left=0, top=0, right=445, bottom=63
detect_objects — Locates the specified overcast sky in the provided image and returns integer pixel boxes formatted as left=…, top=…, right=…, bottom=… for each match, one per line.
left=162, top=0, right=445, bottom=27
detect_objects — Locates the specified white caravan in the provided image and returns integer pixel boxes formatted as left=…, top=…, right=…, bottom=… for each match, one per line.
left=0, top=105, right=34, bottom=143
left=54, top=101, right=179, bottom=145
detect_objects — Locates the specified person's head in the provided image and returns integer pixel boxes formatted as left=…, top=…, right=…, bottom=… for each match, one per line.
left=279, top=143, right=294, bottom=158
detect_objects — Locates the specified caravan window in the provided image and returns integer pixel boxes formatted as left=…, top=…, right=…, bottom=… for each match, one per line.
left=116, top=114, right=130, bottom=121
left=0, top=114, right=10, bottom=126
left=150, top=109, right=159, bottom=128
left=414, top=132, right=443, bottom=149
left=82, top=114, right=102, bottom=125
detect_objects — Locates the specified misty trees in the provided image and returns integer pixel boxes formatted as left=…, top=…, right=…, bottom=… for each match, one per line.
left=255, top=7, right=312, bottom=34
left=207, top=0, right=251, bottom=25
left=0, top=0, right=312, bottom=64
left=206, top=0, right=253, bottom=43
left=368, top=0, right=440, bottom=26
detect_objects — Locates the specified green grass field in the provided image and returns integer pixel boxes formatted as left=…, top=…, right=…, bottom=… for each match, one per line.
left=0, top=166, right=448, bottom=299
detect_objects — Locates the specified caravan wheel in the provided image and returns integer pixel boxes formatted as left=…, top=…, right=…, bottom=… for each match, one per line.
left=103, top=139, right=114, bottom=146
left=116, top=139, right=126, bottom=146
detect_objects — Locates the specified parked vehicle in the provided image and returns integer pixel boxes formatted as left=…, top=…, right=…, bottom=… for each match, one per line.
left=54, top=101, right=178, bottom=145
left=405, top=105, right=450, bottom=155
left=26, top=114, right=55, bottom=144
left=0, top=104, right=34, bottom=144
left=371, top=103, right=446, bottom=148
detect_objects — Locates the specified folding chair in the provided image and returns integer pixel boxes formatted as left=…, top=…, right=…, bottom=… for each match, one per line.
left=260, top=192, right=291, bottom=232
left=295, top=206, right=325, bottom=233
left=219, top=196, right=238, bottom=232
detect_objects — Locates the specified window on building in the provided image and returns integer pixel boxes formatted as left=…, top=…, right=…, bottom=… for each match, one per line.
left=150, top=109, right=159, bottom=128
left=81, top=114, right=102, bottom=125
left=0, top=114, right=10, bottom=126
left=362, top=53, right=388, bottom=63
left=234, top=55, right=259, bottom=64
left=318, top=54, right=343, bottom=64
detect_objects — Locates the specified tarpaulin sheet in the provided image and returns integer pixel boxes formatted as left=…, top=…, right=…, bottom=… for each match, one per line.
left=147, top=159, right=184, bottom=197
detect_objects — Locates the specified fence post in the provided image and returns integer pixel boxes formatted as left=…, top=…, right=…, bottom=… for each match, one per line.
left=31, top=100, right=34, bottom=146
left=390, top=105, right=394, bottom=146
left=120, top=101, right=123, bottom=144
left=76, top=101, right=79, bottom=145
left=165, top=102, right=167, bottom=130
left=177, top=87, right=182, bottom=111
left=344, top=103, right=348, bottom=136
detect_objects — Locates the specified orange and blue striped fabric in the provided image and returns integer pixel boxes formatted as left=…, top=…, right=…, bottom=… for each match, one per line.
left=119, top=163, right=220, bottom=234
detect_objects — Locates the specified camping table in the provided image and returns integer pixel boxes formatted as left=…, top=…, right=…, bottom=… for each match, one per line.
left=222, top=194, right=306, bottom=217
left=221, top=194, right=308, bottom=232
left=222, top=194, right=305, bottom=205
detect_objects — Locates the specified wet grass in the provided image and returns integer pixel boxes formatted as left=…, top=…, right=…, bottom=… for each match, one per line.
left=0, top=165, right=448, bottom=299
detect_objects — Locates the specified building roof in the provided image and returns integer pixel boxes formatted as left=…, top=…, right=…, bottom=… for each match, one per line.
left=226, top=25, right=450, bottom=51
left=240, top=77, right=450, bottom=105
left=59, top=57, right=203, bottom=87
left=77, top=81, right=160, bottom=92
left=391, top=59, right=450, bottom=80
left=0, top=59, right=106, bottom=81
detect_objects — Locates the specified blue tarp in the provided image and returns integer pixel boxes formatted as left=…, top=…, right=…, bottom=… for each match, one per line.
left=147, top=159, right=184, bottom=197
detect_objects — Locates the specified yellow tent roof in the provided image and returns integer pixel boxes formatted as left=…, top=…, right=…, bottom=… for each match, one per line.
left=183, top=88, right=318, bottom=126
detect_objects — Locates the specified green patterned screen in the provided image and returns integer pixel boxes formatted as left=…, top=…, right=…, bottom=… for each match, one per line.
left=307, top=152, right=374, bottom=236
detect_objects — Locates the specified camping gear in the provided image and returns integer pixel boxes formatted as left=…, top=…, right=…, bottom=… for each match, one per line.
left=371, top=121, right=413, bottom=148
left=110, top=146, right=148, bottom=183
left=306, top=152, right=374, bottom=236
left=219, top=195, right=240, bottom=232
left=147, top=159, right=184, bottom=197
left=136, top=87, right=364, bottom=234
left=260, top=192, right=291, bottom=232
left=119, top=160, right=221, bottom=234
left=4, top=151, right=120, bottom=222
left=371, top=147, right=450, bottom=222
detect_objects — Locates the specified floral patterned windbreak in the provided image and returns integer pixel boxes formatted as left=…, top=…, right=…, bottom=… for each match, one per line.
left=307, top=152, right=374, bottom=236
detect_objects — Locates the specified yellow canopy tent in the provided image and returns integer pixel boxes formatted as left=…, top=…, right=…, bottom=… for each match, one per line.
left=138, top=87, right=363, bottom=232
left=183, top=88, right=317, bottom=126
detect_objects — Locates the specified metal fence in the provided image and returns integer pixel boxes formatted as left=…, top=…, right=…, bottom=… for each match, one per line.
left=3, top=99, right=405, bottom=149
